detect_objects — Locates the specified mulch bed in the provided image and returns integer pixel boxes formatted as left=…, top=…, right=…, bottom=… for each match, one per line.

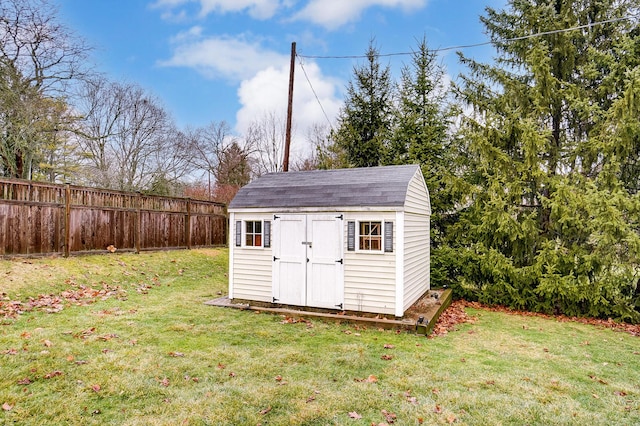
left=430, top=299, right=640, bottom=338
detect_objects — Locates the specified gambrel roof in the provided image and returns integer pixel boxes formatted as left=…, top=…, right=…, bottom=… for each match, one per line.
left=229, top=164, right=423, bottom=210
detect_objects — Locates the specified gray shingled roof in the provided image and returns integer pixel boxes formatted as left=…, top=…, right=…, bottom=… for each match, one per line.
left=229, top=165, right=421, bottom=209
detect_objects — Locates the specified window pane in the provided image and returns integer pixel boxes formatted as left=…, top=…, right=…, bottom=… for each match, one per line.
left=371, top=237, right=381, bottom=250
left=246, top=235, right=253, bottom=246
left=246, top=222, right=254, bottom=233
left=371, top=223, right=381, bottom=235
left=255, top=221, right=262, bottom=233
left=255, top=234, right=262, bottom=246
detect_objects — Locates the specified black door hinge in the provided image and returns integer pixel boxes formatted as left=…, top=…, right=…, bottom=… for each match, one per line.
left=273, top=256, right=279, bottom=261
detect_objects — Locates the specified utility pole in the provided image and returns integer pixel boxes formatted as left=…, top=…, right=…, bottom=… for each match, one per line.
left=283, top=41, right=296, bottom=172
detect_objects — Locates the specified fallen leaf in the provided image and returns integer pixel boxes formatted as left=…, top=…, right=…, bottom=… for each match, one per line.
left=381, top=409, right=397, bottom=423
left=348, top=411, right=362, bottom=419
left=2, top=348, right=18, bottom=355
left=275, top=375, right=283, bottom=382
left=42, top=340, right=53, bottom=347
left=98, top=334, right=118, bottom=341
left=2, top=402, right=13, bottom=411
left=259, top=406, right=272, bottom=415
left=433, top=405, right=442, bottom=414
left=66, top=355, right=75, bottom=362
left=383, top=344, right=395, bottom=349
left=168, top=351, right=185, bottom=357
left=306, top=394, right=316, bottom=403
left=44, top=371, right=63, bottom=379
left=160, top=377, right=170, bottom=387
left=446, top=414, right=457, bottom=423
left=615, top=390, right=627, bottom=396
left=228, top=372, right=236, bottom=377
left=592, top=393, right=600, bottom=399
left=381, top=354, right=393, bottom=360
left=17, top=378, right=32, bottom=385
left=91, top=384, right=101, bottom=392
left=217, top=362, right=226, bottom=369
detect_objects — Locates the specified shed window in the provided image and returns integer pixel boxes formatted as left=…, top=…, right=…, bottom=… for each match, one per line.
left=359, top=221, right=382, bottom=251
left=245, top=221, right=262, bottom=247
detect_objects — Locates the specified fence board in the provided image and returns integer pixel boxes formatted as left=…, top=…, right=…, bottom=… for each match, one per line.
left=0, top=178, right=227, bottom=257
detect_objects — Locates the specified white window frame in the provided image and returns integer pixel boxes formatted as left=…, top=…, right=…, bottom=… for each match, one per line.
left=356, top=220, right=384, bottom=253
left=244, top=220, right=264, bottom=248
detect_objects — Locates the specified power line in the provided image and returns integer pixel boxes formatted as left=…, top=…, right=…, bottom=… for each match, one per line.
left=297, top=56, right=335, bottom=130
left=297, top=15, right=634, bottom=59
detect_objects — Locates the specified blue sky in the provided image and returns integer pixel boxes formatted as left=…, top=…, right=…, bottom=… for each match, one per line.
left=57, top=0, right=507, bottom=157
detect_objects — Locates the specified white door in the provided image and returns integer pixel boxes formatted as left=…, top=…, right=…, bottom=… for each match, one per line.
left=272, top=215, right=306, bottom=306
left=272, top=214, right=344, bottom=309
left=306, top=215, right=344, bottom=309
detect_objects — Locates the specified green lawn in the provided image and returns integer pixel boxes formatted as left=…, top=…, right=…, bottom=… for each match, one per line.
left=1, top=249, right=638, bottom=425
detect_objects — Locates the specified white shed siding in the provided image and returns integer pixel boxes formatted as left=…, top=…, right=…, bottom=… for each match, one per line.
left=231, top=213, right=273, bottom=302
left=405, top=168, right=431, bottom=216
left=342, top=212, right=397, bottom=315
left=403, top=212, right=430, bottom=311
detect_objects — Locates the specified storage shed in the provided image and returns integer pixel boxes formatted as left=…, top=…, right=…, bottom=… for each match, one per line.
left=228, top=164, right=430, bottom=317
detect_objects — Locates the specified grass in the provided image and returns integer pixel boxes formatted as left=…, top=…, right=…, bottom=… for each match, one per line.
left=0, top=248, right=639, bottom=425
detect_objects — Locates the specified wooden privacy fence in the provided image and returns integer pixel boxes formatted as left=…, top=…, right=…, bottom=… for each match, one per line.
left=0, top=178, right=227, bottom=257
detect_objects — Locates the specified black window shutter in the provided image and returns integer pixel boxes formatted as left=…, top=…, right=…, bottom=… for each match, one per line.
left=235, top=221, right=241, bottom=247
left=347, top=221, right=355, bottom=251
left=384, top=222, right=393, bottom=252
left=263, top=220, right=271, bottom=248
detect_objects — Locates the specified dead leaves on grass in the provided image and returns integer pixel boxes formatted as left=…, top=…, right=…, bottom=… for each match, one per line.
left=0, top=284, right=127, bottom=319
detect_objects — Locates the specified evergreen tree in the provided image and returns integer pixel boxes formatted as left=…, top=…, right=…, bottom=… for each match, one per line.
left=389, top=37, right=455, bottom=244
left=386, top=37, right=460, bottom=287
left=330, top=41, right=394, bottom=168
left=449, top=0, right=640, bottom=321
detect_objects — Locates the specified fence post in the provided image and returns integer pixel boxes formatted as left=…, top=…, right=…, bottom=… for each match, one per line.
left=64, top=184, right=70, bottom=257
left=135, top=192, right=141, bottom=254
left=186, top=198, right=192, bottom=250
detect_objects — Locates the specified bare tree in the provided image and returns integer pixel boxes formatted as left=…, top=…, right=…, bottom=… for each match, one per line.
left=0, top=0, right=90, bottom=91
left=186, top=120, right=251, bottom=200
left=0, top=0, right=90, bottom=179
left=74, top=77, right=187, bottom=192
left=244, top=111, right=287, bottom=176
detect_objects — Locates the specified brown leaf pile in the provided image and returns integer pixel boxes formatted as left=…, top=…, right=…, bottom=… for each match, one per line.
left=461, top=301, right=640, bottom=337
left=429, top=299, right=640, bottom=338
left=429, top=300, right=475, bottom=338
left=0, top=284, right=127, bottom=319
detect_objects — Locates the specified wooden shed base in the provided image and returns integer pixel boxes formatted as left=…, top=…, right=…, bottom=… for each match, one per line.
left=205, top=289, right=452, bottom=335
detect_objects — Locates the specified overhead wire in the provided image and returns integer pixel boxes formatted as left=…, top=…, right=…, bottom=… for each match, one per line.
left=297, top=15, right=634, bottom=59
left=294, top=14, right=635, bottom=127
left=297, top=56, right=335, bottom=130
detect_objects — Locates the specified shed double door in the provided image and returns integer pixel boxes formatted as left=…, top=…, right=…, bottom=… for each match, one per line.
left=272, top=214, right=344, bottom=309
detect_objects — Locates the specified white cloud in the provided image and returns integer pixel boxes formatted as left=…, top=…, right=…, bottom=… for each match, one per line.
left=152, top=0, right=283, bottom=20
left=236, top=61, right=341, bottom=157
left=199, top=0, right=281, bottom=19
left=160, top=31, right=288, bottom=81
left=292, top=0, right=427, bottom=30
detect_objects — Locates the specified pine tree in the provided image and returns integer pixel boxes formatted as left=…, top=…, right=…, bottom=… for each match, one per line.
left=450, top=0, right=640, bottom=321
left=330, top=41, right=394, bottom=168
left=389, top=37, right=455, bottom=245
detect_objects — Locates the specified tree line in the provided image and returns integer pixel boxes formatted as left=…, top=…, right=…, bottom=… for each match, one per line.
left=2, top=0, right=639, bottom=321
left=0, top=0, right=293, bottom=203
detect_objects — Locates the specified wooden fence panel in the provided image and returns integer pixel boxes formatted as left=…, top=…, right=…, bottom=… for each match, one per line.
left=0, top=178, right=227, bottom=257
